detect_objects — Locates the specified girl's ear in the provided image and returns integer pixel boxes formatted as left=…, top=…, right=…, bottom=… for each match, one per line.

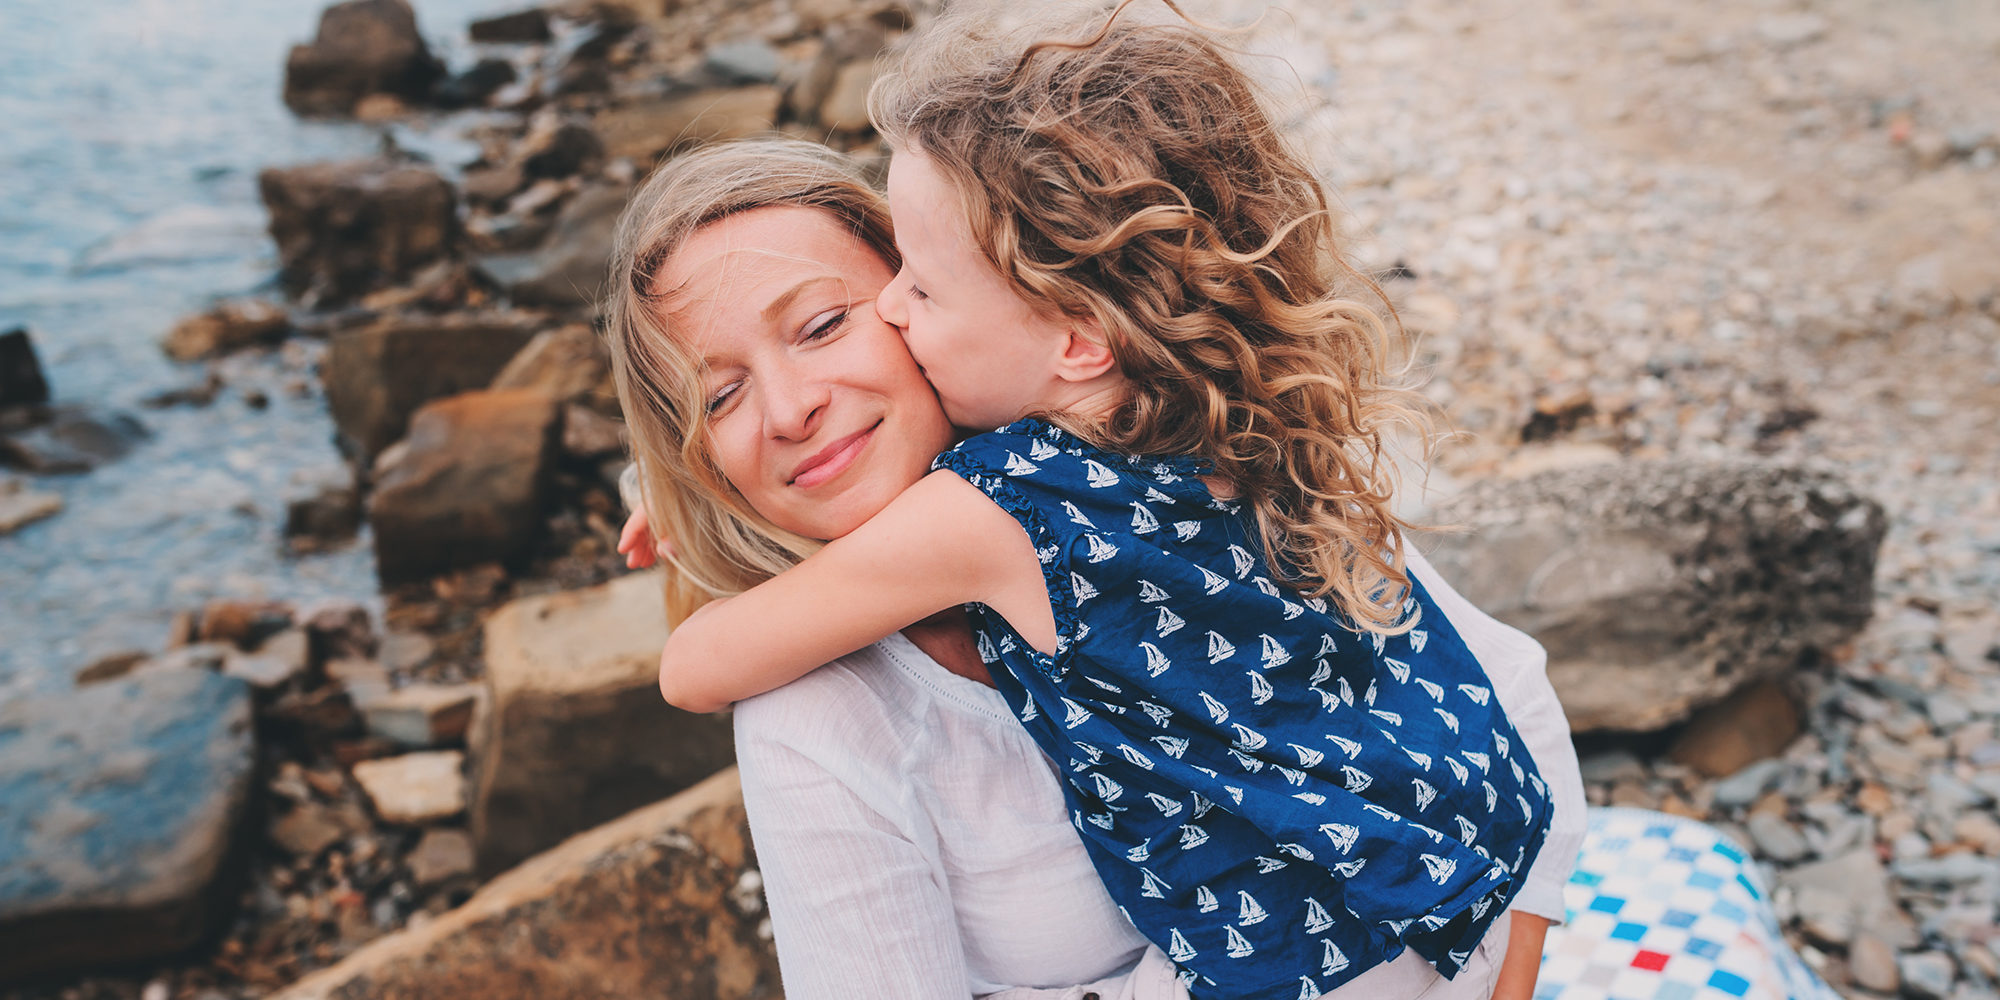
left=1052, top=316, right=1117, bottom=383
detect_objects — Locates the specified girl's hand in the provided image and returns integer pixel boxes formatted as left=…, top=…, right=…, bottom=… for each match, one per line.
left=617, top=505, right=675, bottom=569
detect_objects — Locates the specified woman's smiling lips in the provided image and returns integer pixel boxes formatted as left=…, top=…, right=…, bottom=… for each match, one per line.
left=788, top=422, right=880, bottom=488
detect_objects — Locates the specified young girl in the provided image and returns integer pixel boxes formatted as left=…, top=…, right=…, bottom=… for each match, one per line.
left=655, top=6, right=1566, bottom=998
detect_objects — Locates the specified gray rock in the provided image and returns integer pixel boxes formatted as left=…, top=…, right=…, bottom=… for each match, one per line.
left=0, top=479, right=62, bottom=535
left=1901, top=951, right=1959, bottom=1000
left=1711, top=758, right=1787, bottom=810
left=0, top=327, right=50, bottom=407
left=0, top=669, right=255, bottom=980
left=283, top=0, right=443, bottom=116
left=1423, top=461, right=1885, bottom=732
left=1746, top=813, right=1811, bottom=863
left=0, top=406, right=148, bottom=473
left=1578, top=748, right=1647, bottom=784
left=704, top=39, right=783, bottom=84
left=474, top=184, right=629, bottom=310
left=161, top=299, right=290, bottom=362
left=322, top=311, right=542, bottom=461
left=1851, top=931, right=1902, bottom=993
left=1894, top=854, right=2000, bottom=888
left=259, top=159, right=459, bottom=308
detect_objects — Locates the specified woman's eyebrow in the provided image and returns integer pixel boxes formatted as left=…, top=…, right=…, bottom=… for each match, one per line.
left=760, top=275, right=843, bottom=321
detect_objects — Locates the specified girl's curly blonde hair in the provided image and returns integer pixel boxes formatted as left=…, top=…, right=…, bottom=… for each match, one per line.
left=604, top=138, right=899, bottom=624
left=872, top=0, right=1431, bottom=633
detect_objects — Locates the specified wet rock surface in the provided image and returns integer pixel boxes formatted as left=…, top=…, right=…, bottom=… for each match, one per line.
left=281, top=0, right=443, bottom=117
left=0, top=669, right=255, bottom=980
left=258, top=160, right=459, bottom=308
left=321, top=311, right=542, bottom=461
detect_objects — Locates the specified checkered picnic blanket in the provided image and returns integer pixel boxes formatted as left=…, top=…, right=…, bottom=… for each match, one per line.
left=1537, top=808, right=1841, bottom=1000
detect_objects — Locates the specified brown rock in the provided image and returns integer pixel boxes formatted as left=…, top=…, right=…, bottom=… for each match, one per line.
left=352, top=750, right=466, bottom=825
left=366, top=389, right=561, bottom=584
left=468, top=9, right=550, bottom=43
left=283, top=0, right=444, bottom=116
left=561, top=404, right=625, bottom=459
left=198, top=599, right=294, bottom=649
left=162, top=300, right=290, bottom=361
left=471, top=571, right=735, bottom=874
left=593, top=86, right=781, bottom=164
left=305, top=601, right=377, bottom=661
left=322, top=311, right=542, bottom=461
left=0, top=483, right=63, bottom=536
left=405, top=828, right=475, bottom=887
left=1667, top=679, right=1803, bottom=778
left=490, top=323, right=607, bottom=404
left=284, top=483, right=363, bottom=549
left=74, top=650, right=149, bottom=686
left=259, top=159, right=459, bottom=308
left=271, top=770, right=777, bottom=1000
left=817, top=60, right=878, bottom=133
left=518, top=119, right=604, bottom=181
left=0, top=327, right=51, bottom=407
left=270, top=800, right=369, bottom=857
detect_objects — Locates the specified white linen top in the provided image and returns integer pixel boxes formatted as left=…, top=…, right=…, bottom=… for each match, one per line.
left=733, top=548, right=1587, bottom=1000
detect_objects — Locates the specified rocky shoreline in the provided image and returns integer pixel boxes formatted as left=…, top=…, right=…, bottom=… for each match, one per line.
left=1, top=0, right=1996, bottom=996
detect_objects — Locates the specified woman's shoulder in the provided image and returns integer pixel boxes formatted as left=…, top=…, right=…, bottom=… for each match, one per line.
left=733, top=636, right=1014, bottom=752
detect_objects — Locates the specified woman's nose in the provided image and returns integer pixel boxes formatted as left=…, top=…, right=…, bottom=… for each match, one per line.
left=759, top=359, right=829, bottom=441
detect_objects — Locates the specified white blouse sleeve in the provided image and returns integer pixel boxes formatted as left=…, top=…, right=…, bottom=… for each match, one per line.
left=736, top=714, right=975, bottom=999
left=1408, top=546, right=1588, bottom=925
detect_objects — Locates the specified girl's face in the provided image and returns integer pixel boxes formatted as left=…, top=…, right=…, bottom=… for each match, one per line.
left=658, top=205, right=954, bottom=542
left=876, top=149, right=1077, bottom=431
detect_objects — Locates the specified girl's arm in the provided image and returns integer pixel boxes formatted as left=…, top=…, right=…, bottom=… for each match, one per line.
left=1491, top=912, right=1550, bottom=1000
left=659, top=470, right=1053, bottom=712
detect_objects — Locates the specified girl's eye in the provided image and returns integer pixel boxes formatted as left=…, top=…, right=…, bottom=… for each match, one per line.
left=908, top=284, right=929, bottom=301
left=803, top=309, right=849, bottom=342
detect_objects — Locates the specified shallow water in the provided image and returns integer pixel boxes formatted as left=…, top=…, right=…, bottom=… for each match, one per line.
left=0, top=0, right=518, bottom=694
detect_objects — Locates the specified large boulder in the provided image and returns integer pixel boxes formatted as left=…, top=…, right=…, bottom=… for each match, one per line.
left=367, top=389, right=560, bottom=585
left=0, top=669, right=256, bottom=980
left=323, top=311, right=542, bottom=461
left=283, top=0, right=444, bottom=116
left=489, top=322, right=610, bottom=405
left=471, top=571, right=735, bottom=875
left=1422, top=460, right=1885, bottom=733
left=474, top=184, right=630, bottom=310
left=272, top=769, right=778, bottom=1000
left=0, top=405, right=148, bottom=473
left=259, top=159, right=458, bottom=308
left=591, top=86, right=782, bottom=164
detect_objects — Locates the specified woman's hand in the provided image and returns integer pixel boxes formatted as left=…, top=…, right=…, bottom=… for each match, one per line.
left=617, top=505, right=675, bottom=569
left=1491, top=911, right=1550, bottom=1000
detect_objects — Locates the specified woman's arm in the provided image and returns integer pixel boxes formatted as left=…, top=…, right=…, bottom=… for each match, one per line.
left=659, top=470, right=1052, bottom=712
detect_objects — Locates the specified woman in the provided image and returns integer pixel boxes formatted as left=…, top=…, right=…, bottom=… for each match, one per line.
left=604, top=136, right=1587, bottom=1000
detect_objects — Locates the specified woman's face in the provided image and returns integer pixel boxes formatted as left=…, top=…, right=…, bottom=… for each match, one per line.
left=657, top=205, right=954, bottom=542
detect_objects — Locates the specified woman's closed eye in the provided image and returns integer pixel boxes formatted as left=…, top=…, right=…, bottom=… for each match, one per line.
left=705, top=378, right=742, bottom=414
left=802, top=308, right=849, bottom=342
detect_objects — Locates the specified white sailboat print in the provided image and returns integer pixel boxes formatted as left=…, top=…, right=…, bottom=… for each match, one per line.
left=1138, top=698, right=1173, bottom=725
left=1464, top=750, right=1490, bottom=773
left=1238, top=890, right=1269, bottom=925
left=1298, top=976, right=1323, bottom=1000
left=1282, top=600, right=1305, bottom=620
left=1155, top=606, right=1185, bottom=637
left=1247, top=671, right=1275, bottom=705
left=1196, top=884, right=1219, bottom=912
left=1403, top=747, right=1432, bottom=770
left=1340, top=764, right=1373, bottom=792
left=1151, top=734, right=1189, bottom=758
left=1084, top=459, right=1119, bottom=488
left=1330, top=859, right=1366, bottom=878
left=1229, top=544, right=1256, bottom=578
left=1207, top=630, right=1237, bottom=664
left=1199, top=565, right=1230, bottom=594
left=1457, top=683, right=1490, bottom=705
left=1306, top=595, right=1329, bottom=613
left=1230, top=722, right=1268, bottom=750
left=1225, top=925, right=1255, bottom=958
left=1093, top=772, right=1124, bottom=802
left=1421, top=853, right=1457, bottom=885
left=1137, top=579, right=1170, bottom=603
left=1369, top=708, right=1403, bottom=726
left=1071, top=572, right=1099, bottom=602
left=1275, top=764, right=1307, bottom=786
left=1130, top=502, right=1160, bottom=534
left=1337, top=676, right=1355, bottom=706
left=1174, top=520, right=1202, bottom=541
left=1456, top=814, right=1479, bottom=844
left=1140, top=867, right=1172, bottom=898
left=1190, top=791, right=1213, bottom=818
left=1127, top=842, right=1150, bottom=863
left=1062, top=500, right=1095, bottom=527
left=1303, top=897, right=1335, bottom=934
left=1325, top=734, right=1363, bottom=758
left=1315, top=687, right=1341, bottom=713
left=1434, top=707, right=1460, bottom=733
left=1484, top=780, right=1499, bottom=812
left=1118, top=744, right=1155, bottom=769
left=1200, top=690, right=1229, bottom=723
left=1146, top=791, right=1183, bottom=816
left=1168, top=928, right=1197, bottom=963
left=1003, top=452, right=1040, bottom=476
left=1084, top=534, right=1118, bottom=563
left=1228, top=749, right=1265, bottom=772
left=1254, top=577, right=1281, bottom=597
left=1320, top=822, right=1360, bottom=853
left=1409, top=628, right=1428, bottom=652
left=1289, top=743, right=1326, bottom=768
left=1321, top=939, right=1350, bottom=975
left=1278, top=842, right=1316, bottom=861
left=1293, top=791, right=1327, bottom=806
left=1255, top=855, right=1288, bottom=873
left=1385, top=658, right=1411, bottom=683
left=1447, top=756, right=1470, bottom=785
left=1179, top=823, right=1210, bottom=849
left=1413, top=777, right=1437, bottom=809
left=1029, top=437, right=1059, bottom=461
left=1062, top=697, right=1093, bottom=729
left=1415, top=677, right=1444, bottom=702
left=1259, top=634, right=1292, bottom=669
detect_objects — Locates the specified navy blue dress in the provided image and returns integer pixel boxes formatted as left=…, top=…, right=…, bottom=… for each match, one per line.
left=933, top=419, right=1554, bottom=1000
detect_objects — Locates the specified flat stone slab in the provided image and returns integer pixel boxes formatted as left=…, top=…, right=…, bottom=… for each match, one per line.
left=0, top=668, right=255, bottom=979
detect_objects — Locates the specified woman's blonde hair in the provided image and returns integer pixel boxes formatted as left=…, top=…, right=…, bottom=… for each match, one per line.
left=604, top=137, right=899, bottom=624
left=872, top=0, right=1431, bottom=633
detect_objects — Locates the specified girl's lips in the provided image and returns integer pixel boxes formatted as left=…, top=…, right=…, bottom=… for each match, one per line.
left=789, top=423, right=878, bottom=488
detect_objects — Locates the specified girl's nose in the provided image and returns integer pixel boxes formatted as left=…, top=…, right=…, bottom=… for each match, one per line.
left=876, top=270, right=908, bottom=328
